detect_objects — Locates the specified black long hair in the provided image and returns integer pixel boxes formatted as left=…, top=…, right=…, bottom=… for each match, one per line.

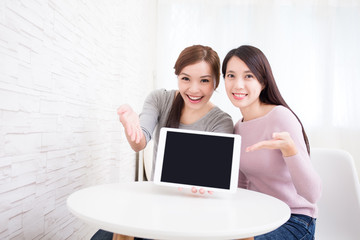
left=222, top=45, right=310, bottom=154
left=166, top=45, right=220, bottom=128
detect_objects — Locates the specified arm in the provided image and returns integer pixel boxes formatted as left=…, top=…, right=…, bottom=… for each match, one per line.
left=117, top=104, right=146, bottom=152
left=238, top=170, right=249, bottom=189
left=246, top=131, right=297, bottom=157
left=118, top=89, right=170, bottom=152
left=246, top=109, right=321, bottom=203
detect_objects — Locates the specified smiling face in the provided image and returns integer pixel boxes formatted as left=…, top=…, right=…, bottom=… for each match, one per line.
left=224, top=56, right=264, bottom=114
left=178, top=61, right=215, bottom=111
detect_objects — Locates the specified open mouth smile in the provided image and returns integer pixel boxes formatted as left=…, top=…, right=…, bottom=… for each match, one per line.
left=233, top=93, right=247, bottom=100
left=187, top=95, right=203, bottom=103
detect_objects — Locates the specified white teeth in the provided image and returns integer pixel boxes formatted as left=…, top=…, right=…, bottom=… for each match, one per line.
left=234, top=93, right=246, bottom=97
left=188, top=96, right=202, bottom=100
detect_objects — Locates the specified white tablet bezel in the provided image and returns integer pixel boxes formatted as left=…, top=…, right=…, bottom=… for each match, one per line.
left=154, top=127, right=241, bottom=193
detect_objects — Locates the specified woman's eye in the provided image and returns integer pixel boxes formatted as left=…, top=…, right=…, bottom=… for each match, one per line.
left=201, top=79, right=210, bottom=83
left=245, top=74, right=253, bottom=79
left=181, top=77, right=190, bottom=81
left=226, top=74, right=234, bottom=78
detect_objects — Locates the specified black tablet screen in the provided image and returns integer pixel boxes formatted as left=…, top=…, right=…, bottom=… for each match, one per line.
left=160, top=131, right=234, bottom=189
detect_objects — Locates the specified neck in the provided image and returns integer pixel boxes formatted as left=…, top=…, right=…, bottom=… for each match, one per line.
left=240, top=102, right=275, bottom=122
left=181, top=102, right=214, bottom=124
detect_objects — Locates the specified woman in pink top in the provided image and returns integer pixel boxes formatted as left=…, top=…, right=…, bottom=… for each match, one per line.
left=222, top=45, right=321, bottom=240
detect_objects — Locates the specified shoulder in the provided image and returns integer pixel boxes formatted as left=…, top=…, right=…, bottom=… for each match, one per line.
left=145, top=88, right=176, bottom=104
left=147, top=88, right=175, bottom=99
left=208, top=106, right=233, bottom=122
left=211, top=106, right=232, bottom=117
left=271, top=105, right=294, bottom=118
left=234, top=105, right=301, bottom=134
left=234, top=119, right=242, bottom=130
left=269, top=106, right=300, bottom=128
left=205, top=106, right=234, bottom=133
left=266, top=106, right=305, bottom=143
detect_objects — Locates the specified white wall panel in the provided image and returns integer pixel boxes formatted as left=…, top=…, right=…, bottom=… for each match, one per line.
left=0, top=0, right=157, bottom=239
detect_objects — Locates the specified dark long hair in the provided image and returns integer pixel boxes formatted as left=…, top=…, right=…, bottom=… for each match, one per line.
left=166, top=45, right=220, bottom=128
left=222, top=45, right=310, bottom=154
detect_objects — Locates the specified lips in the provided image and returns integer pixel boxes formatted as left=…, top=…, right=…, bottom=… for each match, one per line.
left=187, top=95, right=203, bottom=103
left=233, top=93, right=247, bottom=100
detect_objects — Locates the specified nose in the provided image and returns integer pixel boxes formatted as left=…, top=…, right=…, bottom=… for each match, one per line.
left=188, top=81, right=200, bottom=93
left=233, top=77, right=245, bottom=89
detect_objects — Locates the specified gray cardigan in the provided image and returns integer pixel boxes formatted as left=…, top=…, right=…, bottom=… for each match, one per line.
left=139, top=88, right=234, bottom=179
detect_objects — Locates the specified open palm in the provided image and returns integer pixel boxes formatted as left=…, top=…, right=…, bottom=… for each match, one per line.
left=117, top=104, right=142, bottom=143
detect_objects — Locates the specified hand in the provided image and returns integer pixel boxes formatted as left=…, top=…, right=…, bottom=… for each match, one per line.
left=245, top=132, right=298, bottom=157
left=117, top=104, right=142, bottom=144
left=178, top=187, right=213, bottom=195
left=112, top=233, right=134, bottom=240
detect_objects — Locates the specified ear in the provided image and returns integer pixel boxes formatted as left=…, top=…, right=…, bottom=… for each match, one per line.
left=261, top=80, right=266, bottom=91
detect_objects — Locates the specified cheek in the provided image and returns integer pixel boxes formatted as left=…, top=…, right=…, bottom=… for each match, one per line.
left=251, top=82, right=263, bottom=94
left=257, top=85, right=264, bottom=95
left=224, top=85, right=234, bottom=98
left=224, top=82, right=232, bottom=93
left=178, top=81, right=186, bottom=91
left=202, top=85, right=214, bottom=95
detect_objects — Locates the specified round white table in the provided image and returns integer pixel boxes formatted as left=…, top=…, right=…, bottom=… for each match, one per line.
left=67, top=182, right=290, bottom=239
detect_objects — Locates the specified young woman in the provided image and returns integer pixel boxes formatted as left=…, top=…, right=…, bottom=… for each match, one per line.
left=223, top=45, right=321, bottom=240
left=118, top=45, right=233, bottom=181
left=91, top=45, right=234, bottom=240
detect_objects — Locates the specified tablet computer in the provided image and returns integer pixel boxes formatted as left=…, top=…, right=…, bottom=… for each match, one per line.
left=153, top=127, right=241, bottom=193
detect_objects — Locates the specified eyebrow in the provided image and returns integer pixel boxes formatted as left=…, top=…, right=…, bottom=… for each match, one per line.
left=226, top=70, right=252, bottom=74
left=180, top=72, right=212, bottom=78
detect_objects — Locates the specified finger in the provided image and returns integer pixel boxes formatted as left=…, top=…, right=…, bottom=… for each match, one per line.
left=126, top=124, right=132, bottom=138
left=117, top=108, right=124, bottom=116
left=272, top=132, right=281, bottom=139
left=130, top=126, right=137, bottom=142
left=117, top=107, right=123, bottom=115
left=136, top=126, right=142, bottom=144
left=138, top=126, right=143, bottom=143
left=272, top=132, right=289, bottom=140
left=132, top=126, right=140, bottom=143
left=122, top=122, right=132, bottom=137
left=118, top=111, right=126, bottom=123
left=135, top=130, right=140, bottom=144
left=246, top=141, right=270, bottom=152
left=246, top=140, right=280, bottom=152
left=117, top=105, right=128, bottom=115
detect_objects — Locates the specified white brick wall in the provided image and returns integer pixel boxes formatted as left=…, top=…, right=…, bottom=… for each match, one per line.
left=0, top=0, right=157, bottom=239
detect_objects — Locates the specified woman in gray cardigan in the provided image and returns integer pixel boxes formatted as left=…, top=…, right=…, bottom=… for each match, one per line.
left=118, top=45, right=234, bottom=182
left=92, top=45, right=233, bottom=240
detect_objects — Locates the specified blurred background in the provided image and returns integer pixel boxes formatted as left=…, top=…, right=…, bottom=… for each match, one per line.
left=0, top=0, right=359, bottom=239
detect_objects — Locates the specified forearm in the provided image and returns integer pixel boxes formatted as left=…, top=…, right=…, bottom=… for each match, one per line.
left=285, top=152, right=322, bottom=203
